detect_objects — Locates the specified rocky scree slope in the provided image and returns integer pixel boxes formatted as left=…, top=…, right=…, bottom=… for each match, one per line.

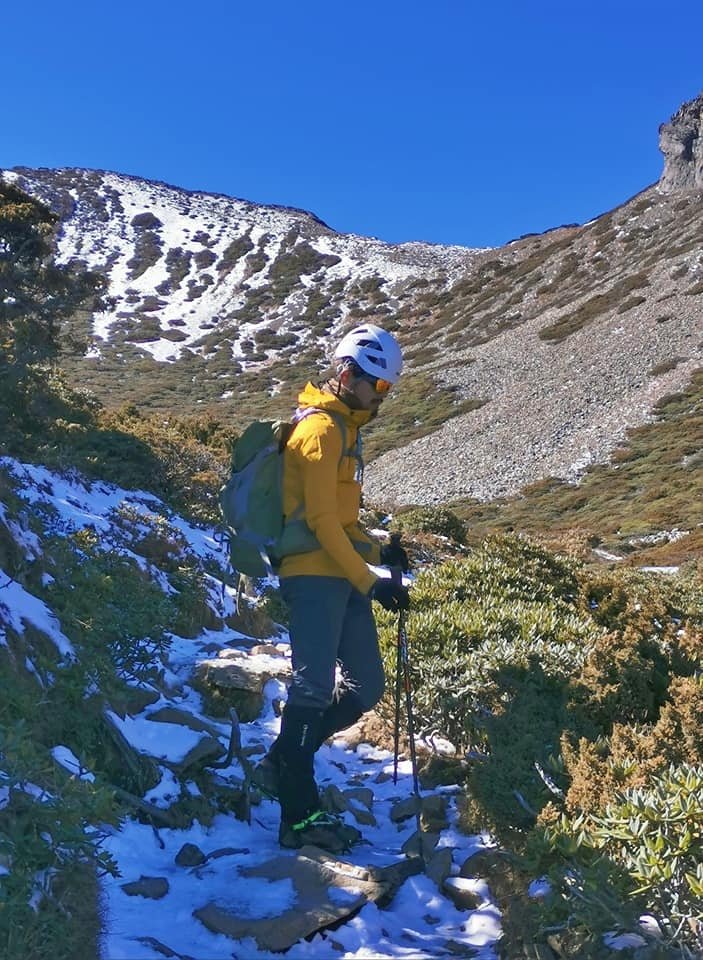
left=368, top=92, right=703, bottom=504
left=3, top=93, right=703, bottom=507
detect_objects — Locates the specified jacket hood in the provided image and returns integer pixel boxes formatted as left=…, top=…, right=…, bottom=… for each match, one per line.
left=297, top=382, right=374, bottom=428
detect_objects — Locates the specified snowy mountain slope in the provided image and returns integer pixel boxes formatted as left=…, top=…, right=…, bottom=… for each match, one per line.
left=2, top=167, right=481, bottom=364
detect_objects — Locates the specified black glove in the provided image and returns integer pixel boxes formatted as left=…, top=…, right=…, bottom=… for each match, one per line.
left=380, top=535, right=409, bottom=573
left=369, top=577, right=410, bottom=612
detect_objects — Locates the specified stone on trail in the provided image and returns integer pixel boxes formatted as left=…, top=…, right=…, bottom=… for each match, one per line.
left=425, top=847, right=454, bottom=889
left=196, top=650, right=291, bottom=694
left=443, top=876, right=483, bottom=912
left=390, top=794, right=421, bottom=822
left=172, top=735, right=225, bottom=774
left=346, top=801, right=377, bottom=827
left=320, top=783, right=350, bottom=813
left=194, top=845, right=423, bottom=952
left=120, top=875, right=170, bottom=899
left=194, top=650, right=292, bottom=720
left=401, top=829, right=439, bottom=859
left=249, top=642, right=285, bottom=656
left=175, top=843, right=206, bottom=867
left=342, top=786, right=374, bottom=809
left=420, top=793, right=449, bottom=832
left=134, top=935, right=196, bottom=959
left=145, top=706, right=223, bottom=738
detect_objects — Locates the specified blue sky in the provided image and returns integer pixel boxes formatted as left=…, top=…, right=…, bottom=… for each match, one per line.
left=3, top=1, right=702, bottom=248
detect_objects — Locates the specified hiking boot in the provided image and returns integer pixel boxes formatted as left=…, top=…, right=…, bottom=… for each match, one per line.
left=277, top=704, right=324, bottom=823
left=279, top=810, right=362, bottom=854
left=251, top=749, right=281, bottom=799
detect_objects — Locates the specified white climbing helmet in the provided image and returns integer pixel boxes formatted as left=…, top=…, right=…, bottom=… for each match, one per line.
left=333, top=323, right=403, bottom=384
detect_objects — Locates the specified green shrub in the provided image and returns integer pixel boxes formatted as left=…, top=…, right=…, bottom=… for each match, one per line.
left=392, top=506, right=466, bottom=542
left=0, top=726, right=119, bottom=960
left=532, top=765, right=703, bottom=953
left=377, top=537, right=596, bottom=823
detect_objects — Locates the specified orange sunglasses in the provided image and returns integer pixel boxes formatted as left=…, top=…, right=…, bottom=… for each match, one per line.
left=360, top=373, right=393, bottom=394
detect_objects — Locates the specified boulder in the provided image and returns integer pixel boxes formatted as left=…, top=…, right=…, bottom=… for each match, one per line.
left=342, top=787, right=374, bottom=809
left=133, top=937, right=195, bottom=960
left=249, top=643, right=285, bottom=656
left=320, top=784, right=350, bottom=814
left=194, top=846, right=423, bottom=952
left=109, top=684, right=161, bottom=719
left=194, top=651, right=291, bottom=721
left=346, top=802, right=377, bottom=827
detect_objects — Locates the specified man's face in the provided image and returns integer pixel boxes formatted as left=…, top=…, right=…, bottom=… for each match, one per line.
left=346, top=370, right=392, bottom=418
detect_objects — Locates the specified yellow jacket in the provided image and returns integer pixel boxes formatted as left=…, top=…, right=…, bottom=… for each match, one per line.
left=278, top=382, right=380, bottom=594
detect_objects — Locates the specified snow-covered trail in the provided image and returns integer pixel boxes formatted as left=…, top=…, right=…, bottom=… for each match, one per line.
left=0, top=456, right=501, bottom=957
left=99, top=623, right=501, bottom=959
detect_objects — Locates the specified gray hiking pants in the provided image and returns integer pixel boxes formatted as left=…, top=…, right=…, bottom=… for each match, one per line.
left=279, top=575, right=385, bottom=712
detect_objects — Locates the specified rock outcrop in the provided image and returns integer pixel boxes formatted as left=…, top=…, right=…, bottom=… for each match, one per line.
left=659, top=92, right=703, bottom=192
left=194, top=846, right=423, bottom=952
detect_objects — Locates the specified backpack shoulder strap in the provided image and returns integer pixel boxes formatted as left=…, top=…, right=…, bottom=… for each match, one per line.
left=292, top=407, right=364, bottom=483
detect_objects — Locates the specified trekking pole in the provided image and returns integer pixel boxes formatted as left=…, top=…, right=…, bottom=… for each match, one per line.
left=390, top=569, right=420, bottom=799
left=392, top=607, right=403, bottom=784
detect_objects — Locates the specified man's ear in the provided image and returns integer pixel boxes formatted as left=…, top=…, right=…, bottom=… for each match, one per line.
left=339, top=365, right=355, bottom=388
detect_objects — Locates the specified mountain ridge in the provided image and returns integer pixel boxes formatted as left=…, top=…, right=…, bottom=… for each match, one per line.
left=3, top=93, right=703, bottom=512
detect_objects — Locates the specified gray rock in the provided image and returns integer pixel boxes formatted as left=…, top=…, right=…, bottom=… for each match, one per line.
left=342, top=787, right=377, bottom=825
left=121, top=875, right=169, bottom=899
left=145, top=706, right=222, bottom=737
left=249, top=643, right=285, bottom=656
left=390, top=795, right=421, bottom=823
left=342, top=787, right=374, bottom=809
left=194, top=652, right=292, bottom=721
left=134, top=936, right=196, bottom=959
left=659, top=93, right=703, bottom=193
left=172, top=736, right=225, bottom=774
left=320, top=784, right=350, bottom=813
left=204, top=846, right=250, bottom=862
left=401, top=829, right=439, bottom=859
left=175, top=843, right=206, bottom=867
left=374, top=770, right=393, bottom=784
left=425, top=848, right=453, bottom=889
left=442, top=940, right=480, bottom=956
left=420, top=794, right=449, bottom=832
left=194, top=846, right=423, bottom=952
left=346, top=803, right=377, bottom=827
left=196, top=652, right=291, bottom=694
left=442, top=876, right=482, bottom=911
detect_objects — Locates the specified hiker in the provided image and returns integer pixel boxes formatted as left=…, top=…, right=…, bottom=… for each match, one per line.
left=255, top=323, right=410, bottom=853
left=381, top=531, right=410, bottom=574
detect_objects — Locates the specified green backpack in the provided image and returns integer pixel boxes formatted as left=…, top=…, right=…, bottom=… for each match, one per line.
left=219, top=408, right=360, bottom=578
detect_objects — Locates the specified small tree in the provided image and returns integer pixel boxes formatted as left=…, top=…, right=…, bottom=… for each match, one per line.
left=0, top=182, right=102, bottom=398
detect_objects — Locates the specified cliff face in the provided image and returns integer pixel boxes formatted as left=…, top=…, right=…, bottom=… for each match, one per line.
left=659, top=92, right=703, bottom=192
